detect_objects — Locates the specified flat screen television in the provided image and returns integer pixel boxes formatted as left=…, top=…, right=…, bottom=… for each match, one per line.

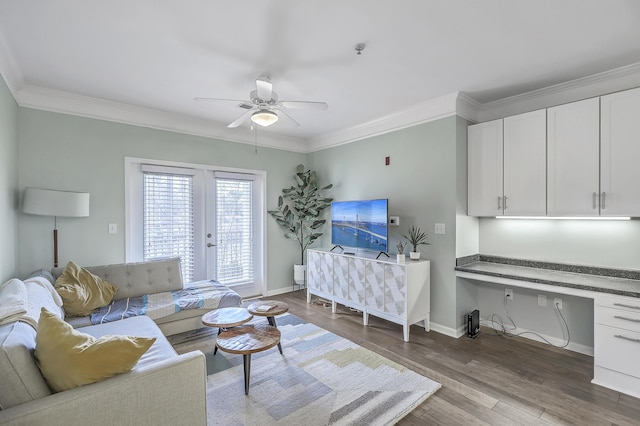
left=331, top=199, right=388, bottom=253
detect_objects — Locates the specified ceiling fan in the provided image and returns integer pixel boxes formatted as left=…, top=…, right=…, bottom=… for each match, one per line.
left=195, top=76, right=328, bottom=128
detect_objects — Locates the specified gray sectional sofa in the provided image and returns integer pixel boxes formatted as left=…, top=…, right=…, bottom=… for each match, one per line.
left=0, top=257, right=242, bottom=425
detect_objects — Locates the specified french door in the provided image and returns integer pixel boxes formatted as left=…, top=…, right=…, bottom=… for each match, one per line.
left=127, top=158, right=265, bottom=298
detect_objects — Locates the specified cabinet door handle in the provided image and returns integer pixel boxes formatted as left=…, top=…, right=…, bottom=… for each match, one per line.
left=614, top=335, right=640, bottom=344
left=601, top=192, right=606, bottom=210
left=592, top=192, right=597, bottom=210
left=613, top=303, right=640, bottom=310
left=614, top=315, right=640, bottom=323
left=497, top=196, right=502, bottom=210
left=503, top=196, right=508, bottom=210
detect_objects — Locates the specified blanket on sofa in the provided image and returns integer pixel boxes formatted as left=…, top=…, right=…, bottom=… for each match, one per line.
left=90, top=280, right=240, bottom=325
left=0, top=277, right=64, bottom=330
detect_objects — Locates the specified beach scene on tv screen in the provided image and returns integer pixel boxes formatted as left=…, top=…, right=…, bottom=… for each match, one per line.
left=331, top=199, right=388, bottom=252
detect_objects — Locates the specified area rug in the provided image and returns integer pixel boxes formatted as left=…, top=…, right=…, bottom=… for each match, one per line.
left=186, top=314, right=441, bottom=426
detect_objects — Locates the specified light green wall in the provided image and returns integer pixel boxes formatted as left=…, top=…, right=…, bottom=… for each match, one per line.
left=17, top=108, right=305, bottom=294
left=0, top=76, right=18, bottom=283
left=308, top=117, right=461, bottom=331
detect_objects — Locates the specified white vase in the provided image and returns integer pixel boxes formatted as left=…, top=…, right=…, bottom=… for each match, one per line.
left=396, top=254, right=406, bottom=263
left=294, top=264, right=306, bottom=285
left=409, top=251, right=421, bottom=260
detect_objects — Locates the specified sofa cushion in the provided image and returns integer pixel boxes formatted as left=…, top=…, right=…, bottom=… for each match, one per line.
left=35, top=309, right=155, bottom=392
left=52, top=257, right=183, bottom=301
left=78, top=315, right=178, bottom=368
left=55, top=261, right=118, bottom=317
left=0, top=321, right=52, bottom=409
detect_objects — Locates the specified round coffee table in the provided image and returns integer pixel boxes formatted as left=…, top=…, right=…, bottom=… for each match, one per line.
left=246, top=300, right=289, bottom=354
left=216, top=323, right=281, bottom=395
left=202, top=307, right=253, bottom=355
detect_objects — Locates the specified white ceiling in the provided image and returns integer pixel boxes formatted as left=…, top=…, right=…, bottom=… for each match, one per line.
left=2, top=0, right=640, bottom=150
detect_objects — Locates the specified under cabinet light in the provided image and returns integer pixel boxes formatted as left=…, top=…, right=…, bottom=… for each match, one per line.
left=495, top=216, right=630, bottom=220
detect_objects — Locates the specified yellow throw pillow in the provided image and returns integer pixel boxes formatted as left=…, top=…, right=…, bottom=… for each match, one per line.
left=55, top=261, right=118, bottom=316
left=35, top=308, right=155, bottom=392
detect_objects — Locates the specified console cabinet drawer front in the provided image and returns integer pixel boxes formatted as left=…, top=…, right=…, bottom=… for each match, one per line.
left=595, top=306, right=640, bottom=333
left=318, top=252, right=333, bottom=294
left=365, top=261, right=385, bottom=311
left=348, top=258, right=366, bottom=305
left=595, top=324, right=640, bottom=378
left=333, top=255, right=349, bottom=299
left=595, top=295, right=640, bottom=313
left=384, top=264, right=407, bottom=316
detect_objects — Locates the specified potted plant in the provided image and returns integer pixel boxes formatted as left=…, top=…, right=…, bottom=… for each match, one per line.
left=268, top=164, right=333, bottom=284
left=396, top=241, right=406, bottom=263
left=403, top=226, right=429, bottom=260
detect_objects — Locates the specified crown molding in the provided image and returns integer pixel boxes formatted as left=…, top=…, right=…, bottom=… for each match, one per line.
left=0, top=34, right=24, bottom=101
left=16, top=85, right=308, bottom=152
left=306, top=92, right=460, bottom=152
left=477, top=61, right=640, bottom=122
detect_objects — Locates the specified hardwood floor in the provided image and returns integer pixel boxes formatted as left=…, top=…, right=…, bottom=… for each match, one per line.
left=271, top=291, right=640, bottom=425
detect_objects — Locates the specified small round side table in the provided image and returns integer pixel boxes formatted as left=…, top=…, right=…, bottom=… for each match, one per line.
left=202, top=307, right=253, bottom=355
left=246, top=300, right=289, bottom=354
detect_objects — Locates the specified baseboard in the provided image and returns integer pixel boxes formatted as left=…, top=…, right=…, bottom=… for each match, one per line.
left=429, top=322, right=466, bottom=338
left=266, top=286, right=302, bottom=297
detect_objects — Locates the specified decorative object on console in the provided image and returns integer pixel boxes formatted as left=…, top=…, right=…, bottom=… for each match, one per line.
left=396, top=240, right=406, bottom=263
left=403, top=225, right=429, bottom=260
left=22, top=187, right=90, bottom=268
left=268, top=164, right=333, bottom=285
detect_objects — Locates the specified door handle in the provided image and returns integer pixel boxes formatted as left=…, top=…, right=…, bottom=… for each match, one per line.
left=601, top=192, right=606, bottom=210
left=592, top=192, right=597, bottom=210
left=207, top=243, right=216, bottom=248
left=497, top=196, right=502, bottom=210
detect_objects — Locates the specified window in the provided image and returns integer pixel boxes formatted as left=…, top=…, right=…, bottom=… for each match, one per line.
left=143, top=171, right=195, bottom=283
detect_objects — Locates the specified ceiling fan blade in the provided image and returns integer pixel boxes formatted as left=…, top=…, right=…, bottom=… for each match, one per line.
left=227, top=109, right=255, bottom=128
left=255, top=77, right=273, bottom=101
left=279, top=100, right=328, bottom=110
left=273, top=107, right=300, bottom=127
left=194, top=97, right=249, bottom=103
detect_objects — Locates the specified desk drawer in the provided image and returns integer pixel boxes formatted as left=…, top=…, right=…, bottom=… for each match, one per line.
left=595, top=306, right=640, bottom=333
left=595, top=294, right=640, bottom=313
left=595, top=324, right=640, bottom=378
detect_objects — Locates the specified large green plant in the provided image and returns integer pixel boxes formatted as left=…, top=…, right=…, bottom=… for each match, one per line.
left=268, top=164, right=333, bottom=265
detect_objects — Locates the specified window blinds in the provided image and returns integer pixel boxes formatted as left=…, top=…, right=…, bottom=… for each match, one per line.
left=143, top=171, right=195, bottom=283
left=215, top=177, right=254, bottom=285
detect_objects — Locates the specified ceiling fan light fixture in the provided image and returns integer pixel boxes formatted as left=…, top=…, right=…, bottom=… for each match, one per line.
left=251, top=109, right=278, bottom=127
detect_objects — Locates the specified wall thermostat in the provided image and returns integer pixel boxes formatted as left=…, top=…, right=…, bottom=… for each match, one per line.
left=389, top=216, right=400, bottom=226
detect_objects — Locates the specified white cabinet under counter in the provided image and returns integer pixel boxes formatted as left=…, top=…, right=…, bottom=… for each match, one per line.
left=593, top=294, right=640, bottom=398
left=307, top=249, right=430, bottom=342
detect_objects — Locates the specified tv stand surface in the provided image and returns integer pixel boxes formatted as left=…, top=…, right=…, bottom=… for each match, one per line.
left=306, top=248, right=430, bottom=342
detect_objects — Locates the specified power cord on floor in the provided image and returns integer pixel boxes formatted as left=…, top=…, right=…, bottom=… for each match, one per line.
left=481, top=295, right=571, bottom=349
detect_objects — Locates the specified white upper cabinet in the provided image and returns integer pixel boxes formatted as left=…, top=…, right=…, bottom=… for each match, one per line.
left=601, top=87, right=640, bottom=216
left=547, top=98, right=600, bottom=216
left=468, top=119, right=503, bottom=216
left=503, top=110, right=547, bottom=216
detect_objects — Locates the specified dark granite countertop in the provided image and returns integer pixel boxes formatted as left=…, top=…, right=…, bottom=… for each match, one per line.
left=455, top=255, right=640, bottom=298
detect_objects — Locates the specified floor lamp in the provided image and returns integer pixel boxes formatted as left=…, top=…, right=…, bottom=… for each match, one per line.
left=22, top=188, right=90, bottom=268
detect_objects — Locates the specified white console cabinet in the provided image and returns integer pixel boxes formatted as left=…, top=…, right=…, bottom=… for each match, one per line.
left=307, top=249, right=430, bottom=342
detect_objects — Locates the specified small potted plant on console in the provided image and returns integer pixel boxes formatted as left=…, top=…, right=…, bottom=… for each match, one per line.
left=396, top=241, right=406, bottom=263
left=403, top=226, right=429, bottom=260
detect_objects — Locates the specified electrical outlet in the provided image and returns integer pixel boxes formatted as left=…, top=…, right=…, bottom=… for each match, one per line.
left=538, top=294, right=547, bottom=307
left=505, top=288, right=513, bottom=300
left=554, top=298, right=563, bottom=310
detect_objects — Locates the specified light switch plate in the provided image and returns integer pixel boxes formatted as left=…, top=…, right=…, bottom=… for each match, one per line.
left=108, top=223, right=117, bottom=234
left=435, top=223, right=445, bottom=235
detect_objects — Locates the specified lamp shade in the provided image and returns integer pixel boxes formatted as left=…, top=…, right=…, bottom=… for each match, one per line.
left=251, top=109, right=278, bottom=127
left=22, top=188, right=90, bottom=217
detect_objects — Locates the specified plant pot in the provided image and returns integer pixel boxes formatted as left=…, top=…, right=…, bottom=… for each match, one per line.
left=294, top=264, right=306, bottom=285
left=409, top=251, right=421, bottom=260
left=396, top=254, right=406, bottom=263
